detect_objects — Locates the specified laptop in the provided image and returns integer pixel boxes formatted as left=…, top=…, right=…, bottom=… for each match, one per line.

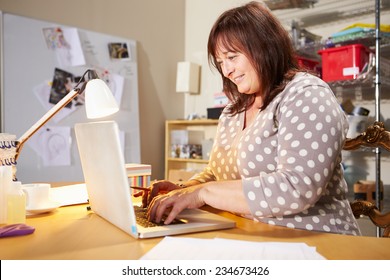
left=74, top=121, right=235, bottom=239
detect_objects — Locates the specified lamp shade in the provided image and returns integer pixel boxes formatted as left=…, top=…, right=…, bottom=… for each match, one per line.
left=176, top=62, right=200, bottom=94
left=85, top=79, right=119, bottom=119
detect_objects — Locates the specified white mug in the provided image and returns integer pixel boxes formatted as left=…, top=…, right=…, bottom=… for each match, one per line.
left=22, top=183, right=52, bottom=209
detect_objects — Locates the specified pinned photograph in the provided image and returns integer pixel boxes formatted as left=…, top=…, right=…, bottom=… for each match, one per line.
left=42, top=27, right=70, bottom=50
left=49, top=68, right=84, bottom=108
left=108, top=42, right=130, bottom=59
left=42, top=27, right=86, bottom=67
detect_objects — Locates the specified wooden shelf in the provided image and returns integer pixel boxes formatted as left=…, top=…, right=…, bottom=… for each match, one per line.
left=167, top=157, right=209, bottom=164
left=165, top=119, right=218, bottom=180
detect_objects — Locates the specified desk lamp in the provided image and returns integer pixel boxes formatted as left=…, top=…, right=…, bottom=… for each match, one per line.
left=15, top=69, right=119, bottom=160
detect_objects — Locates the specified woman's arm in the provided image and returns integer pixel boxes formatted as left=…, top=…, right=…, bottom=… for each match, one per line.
left=200, top=180, right=251, bottom=214
left=147, top=179, right=251, bottom=224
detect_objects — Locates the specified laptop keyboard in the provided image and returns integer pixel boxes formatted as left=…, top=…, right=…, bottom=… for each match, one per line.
left=133, top=205, right=185, bottom=228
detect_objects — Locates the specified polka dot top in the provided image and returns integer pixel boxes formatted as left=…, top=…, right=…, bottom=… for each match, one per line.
left=192, top=73, right=361, bottom=236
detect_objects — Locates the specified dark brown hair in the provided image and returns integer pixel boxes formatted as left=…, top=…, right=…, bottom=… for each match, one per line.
left=207, top=1, right=300, bottom=115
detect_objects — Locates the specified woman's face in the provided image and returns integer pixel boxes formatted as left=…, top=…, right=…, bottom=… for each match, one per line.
left=215, top=45, right=260, bottom=95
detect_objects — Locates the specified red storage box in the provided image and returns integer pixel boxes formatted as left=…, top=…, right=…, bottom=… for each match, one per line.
left=318, top=44, right=371, bottom=82
left=297, top=56, right=320, bottom=76
left=297, top=56, right=319, bottom=71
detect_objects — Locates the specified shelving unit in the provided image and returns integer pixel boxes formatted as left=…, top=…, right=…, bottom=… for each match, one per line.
left=331, top=53, right=390, bottom=104
left=328, top=2, right=386, bottom=224
left=372, top=0, right=383, bottom=237
left=275, top=0, right=388, bottom=236
left=165, top=119, right=218, bottom=180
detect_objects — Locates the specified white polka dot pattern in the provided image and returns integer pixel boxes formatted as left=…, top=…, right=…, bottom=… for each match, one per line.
left=191, top=73, right=361, bottom=236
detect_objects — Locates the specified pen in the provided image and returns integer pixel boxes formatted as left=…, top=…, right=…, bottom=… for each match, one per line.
left=130, top=186, right=150, bottom=191
left=130, top=185, right=169, bottom=194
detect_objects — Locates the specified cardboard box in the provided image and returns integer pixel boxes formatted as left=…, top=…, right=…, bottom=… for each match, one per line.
left=125, top=163, right=152, bottom=191
left=128, top=175, right=151, bottom=189
left=125, top=163, right=151, bottom=176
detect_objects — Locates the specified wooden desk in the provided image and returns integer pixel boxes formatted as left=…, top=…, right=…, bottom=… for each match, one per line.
left=1, top=200, right=390, bottom=260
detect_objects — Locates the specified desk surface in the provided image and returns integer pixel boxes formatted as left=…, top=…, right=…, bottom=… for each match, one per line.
left=1, top=185, right=390, bottom=260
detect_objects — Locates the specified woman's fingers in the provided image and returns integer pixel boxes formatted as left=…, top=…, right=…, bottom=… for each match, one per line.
left=147, top=183, right=163, bottom=206
left=147, top=186, right=204, bottom=224
left=145, top=181, right=181, bottom=207
left=147, top=195, right=170, bottom=223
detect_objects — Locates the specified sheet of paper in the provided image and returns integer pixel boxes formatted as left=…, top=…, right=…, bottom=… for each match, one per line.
left=140, top=237, right=326, bottom=260
left=49, top=27, right=86, bottom=67
left=27, top=126, right=72, bottom=167
left=50, top=183, right=88, bottom=206
left=33, top=81, right=78, bottom=123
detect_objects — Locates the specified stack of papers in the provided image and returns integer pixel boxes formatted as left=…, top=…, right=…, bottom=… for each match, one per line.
left=50, top=183, right=89, bottom=206
left=140, top=237, right=326, bottom=260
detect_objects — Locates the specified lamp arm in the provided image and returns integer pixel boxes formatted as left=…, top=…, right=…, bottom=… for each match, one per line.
left=15, top=88, right=80, bottom=159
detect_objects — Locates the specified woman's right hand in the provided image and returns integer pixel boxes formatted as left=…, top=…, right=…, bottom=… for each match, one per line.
left=137, top=180, right=181, bottom=208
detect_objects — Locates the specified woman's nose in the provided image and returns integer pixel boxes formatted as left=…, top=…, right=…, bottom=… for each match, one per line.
left=222, top=61, right=233, bottom=77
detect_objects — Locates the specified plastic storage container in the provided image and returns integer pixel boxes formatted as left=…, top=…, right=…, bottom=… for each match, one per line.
left=297, top=56, right=321, bottom=76
left=297, top=56, right=320, bottom=71
left=318, top=44, right=371, bottom=82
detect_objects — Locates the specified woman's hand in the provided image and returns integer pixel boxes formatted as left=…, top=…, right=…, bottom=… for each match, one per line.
left=133, top=180, right=181, bottom=208
left=147, top=185, right=205, bottom=224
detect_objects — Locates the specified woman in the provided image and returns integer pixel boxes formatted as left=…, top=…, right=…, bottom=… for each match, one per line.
left=142, top=1, right=361, bottom=235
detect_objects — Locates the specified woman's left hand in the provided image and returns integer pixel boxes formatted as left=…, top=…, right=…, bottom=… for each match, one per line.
left=147, top=185, right=205, bottom=224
